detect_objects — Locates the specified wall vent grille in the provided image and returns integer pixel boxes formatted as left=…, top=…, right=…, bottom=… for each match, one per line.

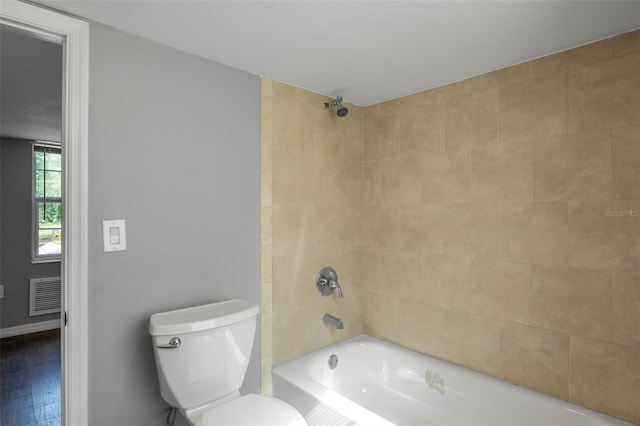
left=29, top=277, right=61, bottom=316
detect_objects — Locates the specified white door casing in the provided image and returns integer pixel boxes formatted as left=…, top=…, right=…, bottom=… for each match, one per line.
left=0, top=2, right=89, bottom=425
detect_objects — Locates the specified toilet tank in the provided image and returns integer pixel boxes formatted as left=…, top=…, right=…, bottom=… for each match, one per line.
left=149, top=299, right=260, bottom=409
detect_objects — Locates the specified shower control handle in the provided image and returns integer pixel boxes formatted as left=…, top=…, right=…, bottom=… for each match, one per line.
left=157, top=337, right=181, bottom=349
left=316, top=267, right=344, bottom=299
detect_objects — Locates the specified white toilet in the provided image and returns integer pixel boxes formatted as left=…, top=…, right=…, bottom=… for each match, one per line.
left=149, top=299, right=307, bottom=426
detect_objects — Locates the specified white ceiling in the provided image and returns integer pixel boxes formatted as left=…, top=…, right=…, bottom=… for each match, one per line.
left=36, top=0, right=640, bottom=106
left=1, top=1, right=639, bottom=141
left=0, top=26, right=62, bottom=141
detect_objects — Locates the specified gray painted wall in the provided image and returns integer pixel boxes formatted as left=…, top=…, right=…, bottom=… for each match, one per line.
left=88, top=24, right=261, bottom=425
left=0, top=137, right=61, bottom=329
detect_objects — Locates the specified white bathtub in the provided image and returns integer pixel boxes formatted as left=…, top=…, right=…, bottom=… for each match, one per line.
left=273, top=335, right=633, bottom=426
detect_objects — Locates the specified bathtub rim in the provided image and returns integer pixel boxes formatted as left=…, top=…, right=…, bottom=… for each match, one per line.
left=272, top=334, right=634, bottom=426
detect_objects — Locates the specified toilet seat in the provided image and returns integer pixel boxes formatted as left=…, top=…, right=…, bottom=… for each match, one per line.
left=197, top=394, right=307, bottom=426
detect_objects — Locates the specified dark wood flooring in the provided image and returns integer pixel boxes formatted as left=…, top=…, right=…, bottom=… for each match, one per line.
left=0, top=329, right=61, bottom=426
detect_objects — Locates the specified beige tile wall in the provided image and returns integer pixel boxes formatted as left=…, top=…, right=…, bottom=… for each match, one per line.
left=261, top=79, right=364, bottom=385
left=262, top=30, right=639, bottom=423
left=260, top=78, right=274, bottom=394
left=363, top=30, right=640, bottom=424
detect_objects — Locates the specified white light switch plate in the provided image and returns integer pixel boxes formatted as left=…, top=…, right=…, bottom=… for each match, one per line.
left=103, top=219, right=127, bottom=252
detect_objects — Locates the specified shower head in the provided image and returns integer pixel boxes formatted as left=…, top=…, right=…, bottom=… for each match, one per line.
left=324, top=95, right=349, bottom=118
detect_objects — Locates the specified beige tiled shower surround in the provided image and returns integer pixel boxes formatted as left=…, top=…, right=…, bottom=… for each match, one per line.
left=260, top=79, right=364, bottom=395
left=261, top=30, right=640, bottom=424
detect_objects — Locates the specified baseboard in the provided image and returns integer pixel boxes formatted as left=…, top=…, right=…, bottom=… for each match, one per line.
left=0, top=319, right=61, bottom=338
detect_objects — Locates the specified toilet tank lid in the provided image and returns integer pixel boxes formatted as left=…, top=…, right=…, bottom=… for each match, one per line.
left=149, top=299, right=259, bottom=336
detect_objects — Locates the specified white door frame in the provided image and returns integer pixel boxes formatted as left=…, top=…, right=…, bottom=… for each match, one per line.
left=0, top=2, right=89, bottom=425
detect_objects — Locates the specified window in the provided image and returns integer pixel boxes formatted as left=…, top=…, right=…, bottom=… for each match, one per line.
left=32, top=143, right=62, bottom=262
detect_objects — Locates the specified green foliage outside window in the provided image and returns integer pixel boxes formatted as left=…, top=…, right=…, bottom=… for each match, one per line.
left=34, top=145, right=62, bottom=258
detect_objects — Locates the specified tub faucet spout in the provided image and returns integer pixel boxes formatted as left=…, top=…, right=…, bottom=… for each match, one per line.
left=322, top=314, right=344, bottom=330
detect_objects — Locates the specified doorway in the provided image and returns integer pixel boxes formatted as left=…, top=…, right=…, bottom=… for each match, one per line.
left=0, top=2, right=89, bottom=425
left=0, top=20, right=63, bottom=426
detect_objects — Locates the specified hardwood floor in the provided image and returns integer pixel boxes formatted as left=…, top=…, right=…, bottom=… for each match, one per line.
left=0, top=329, right=61, bottom=426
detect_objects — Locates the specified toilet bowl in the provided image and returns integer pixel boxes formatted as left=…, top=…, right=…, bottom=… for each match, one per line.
left=197, top=394, right=305, bottom=426
left=149, top=300, right=307, bottom=426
